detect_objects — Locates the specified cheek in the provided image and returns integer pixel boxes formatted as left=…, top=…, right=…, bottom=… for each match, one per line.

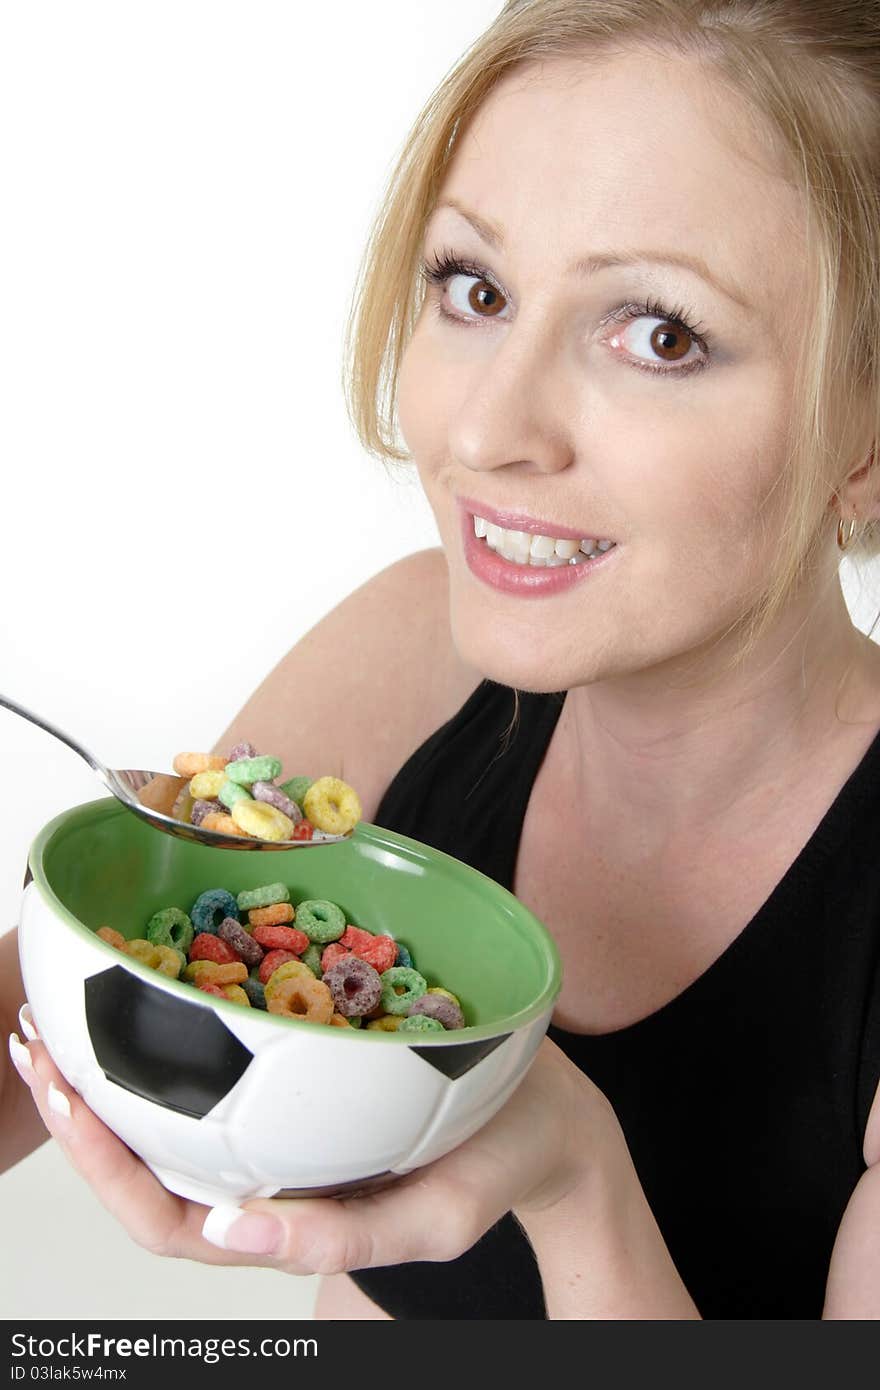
left=397, top=324, right=452, bottom=463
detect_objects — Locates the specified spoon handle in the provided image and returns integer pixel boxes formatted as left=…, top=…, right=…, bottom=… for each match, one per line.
left=0, top=693, right=103, bottom=775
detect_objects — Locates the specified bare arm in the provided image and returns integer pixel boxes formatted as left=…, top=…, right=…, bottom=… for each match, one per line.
left=1, top=928, right=50, bottom=1173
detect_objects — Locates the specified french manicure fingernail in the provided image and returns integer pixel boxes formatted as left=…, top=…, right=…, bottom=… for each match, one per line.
left=18, top=1004, right=39, bottom=1042
left=8, top=1031, right=34, bottom=1077
left=47, top=1081, right=72, bottom=1119
left=202, top=1205, right=282, bottom=1255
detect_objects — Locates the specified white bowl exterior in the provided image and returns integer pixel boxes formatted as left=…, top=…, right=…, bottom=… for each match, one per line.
left=18, top=881, right=552, bottom=1205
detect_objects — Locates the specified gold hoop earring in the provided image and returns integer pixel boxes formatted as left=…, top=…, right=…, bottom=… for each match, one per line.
left=837, top=516, right=857, bottom=551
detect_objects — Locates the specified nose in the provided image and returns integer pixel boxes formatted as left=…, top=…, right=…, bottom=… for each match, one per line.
left=447, top=322, right=576, bottom=477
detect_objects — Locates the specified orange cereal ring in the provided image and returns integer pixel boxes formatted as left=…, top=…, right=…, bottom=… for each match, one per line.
left=248, top=902, right=295, bottom=929
left=330, top=1012, right=351, bottom=1027
left=200, top=811, right=251, bottom=837
left=96, top=926, right=126, bottom=950
left=172, top=752, right=227, bottom=778
left=266, top=973, right=333, bottom=1024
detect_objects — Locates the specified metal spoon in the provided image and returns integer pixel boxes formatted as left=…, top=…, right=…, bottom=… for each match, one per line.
left=0, top=693, right=351, bottom=850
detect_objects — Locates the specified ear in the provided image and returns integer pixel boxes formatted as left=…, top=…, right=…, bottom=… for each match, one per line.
left=836, top=444, right=880, bottom=523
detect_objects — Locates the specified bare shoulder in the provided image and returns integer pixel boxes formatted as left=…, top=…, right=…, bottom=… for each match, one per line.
left=216, top=548, right=481, bottom=819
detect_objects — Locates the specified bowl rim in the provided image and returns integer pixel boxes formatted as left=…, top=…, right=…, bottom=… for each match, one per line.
left=26, top=797, right=563, bottom=1045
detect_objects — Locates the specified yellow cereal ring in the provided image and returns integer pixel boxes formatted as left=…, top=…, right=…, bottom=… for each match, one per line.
left=231, top=798, right=294, bottom=842
left=365, top=1014, right=404, bottom=1031
left=122, top=938, right=163, bottom=969
left=183, top=960, right=248, bottom=986
left=263, top=959, right=315, bottom=1003
left=303, top=777, right=362, bottom=835
left=330, top=1012, right=351, bottom=1027
left=427, top=987, right=461, bottom=1007
left=266, top=973, right=334, bottom=1024
left=172, top=752, right=226, bottom=778
left=190, top=770, right=226, bottom=799
left=200, top=811, right=250, bottom=837
left=153, top=944, right=184, bottom=978
left=96, top=926, right=126, bottom=950
left=221, top=984, right=251, bottom=1006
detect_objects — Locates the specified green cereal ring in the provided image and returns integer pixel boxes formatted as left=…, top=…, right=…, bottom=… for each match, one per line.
left=398, top=1014, right=444, bottom=1034
left=225, top=756, right=282, bottom=786
left=279, top=776, right=312, bottom=810
left=236, top=882, right=291, bottom=912
left=146, top=908, right=194, bottom=955
left=301, top=942, right=323, bottom=978
left=348, top=1014, right=362, bottom=1028
left=295, top=899, right=346, bottom=944
left=219, top=780, right=252, bottom=810
left=380, top=966, right=428, bottom=1015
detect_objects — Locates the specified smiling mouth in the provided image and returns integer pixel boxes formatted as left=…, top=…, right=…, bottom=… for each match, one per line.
left=471, top=514, right=616, bottom=566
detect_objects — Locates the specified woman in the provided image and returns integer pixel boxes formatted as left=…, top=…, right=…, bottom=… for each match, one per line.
left=5, top=0, right=880, bottom=1318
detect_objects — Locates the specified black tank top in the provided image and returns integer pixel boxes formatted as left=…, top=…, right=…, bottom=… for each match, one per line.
left=348, top=680, right=880, bottom=1319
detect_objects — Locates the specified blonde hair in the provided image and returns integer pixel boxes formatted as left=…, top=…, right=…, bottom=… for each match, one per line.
left=342, top=0, right=880, bottom=669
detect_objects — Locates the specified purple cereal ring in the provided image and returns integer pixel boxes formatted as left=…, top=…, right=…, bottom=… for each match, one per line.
left=252, top=781, right=303, bottom=823
left=408, top=993, right=464, bottom=1030
left=218, top=917, right=265, bottom=967
left=323, top=957, right=382, bottom=1018
left=191, top=798, right=221, bottom=826
left=227, top=741, right=257, bottom=762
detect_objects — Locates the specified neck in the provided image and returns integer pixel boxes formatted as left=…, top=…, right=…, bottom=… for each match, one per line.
left=560, top=570, right=880, bottom=840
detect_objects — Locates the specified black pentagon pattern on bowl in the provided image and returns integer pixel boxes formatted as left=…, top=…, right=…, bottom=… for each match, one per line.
left=84, top=965, right=253, bottom=1119
left=409, top=1032, right=511, bottom=1079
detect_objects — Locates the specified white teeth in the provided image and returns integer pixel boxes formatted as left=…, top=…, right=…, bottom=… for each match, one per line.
left=474, top=515, right=614, bottom=567
left=529, top=534, right=556, bottom=559
left=554, top=538, right=579, bottom=560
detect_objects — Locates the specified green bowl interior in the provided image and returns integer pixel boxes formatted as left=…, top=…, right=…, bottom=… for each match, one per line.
left=30, top=799, right=561, bottom=1036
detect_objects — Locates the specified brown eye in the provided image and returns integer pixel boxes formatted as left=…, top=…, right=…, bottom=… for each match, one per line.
left=447, top=273, right=508, bottom=319
left=649, top=322, right=692, bottom=361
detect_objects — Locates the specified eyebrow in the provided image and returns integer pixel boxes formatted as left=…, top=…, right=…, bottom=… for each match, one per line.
left=430, top=197, right=752, bottom=312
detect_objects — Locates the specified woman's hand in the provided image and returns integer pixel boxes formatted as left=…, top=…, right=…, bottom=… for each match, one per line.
left=7, top=1014, right=615, bottom=1276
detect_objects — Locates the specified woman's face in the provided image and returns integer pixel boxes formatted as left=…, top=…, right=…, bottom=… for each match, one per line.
left=397, top=48, right=812, bottom=693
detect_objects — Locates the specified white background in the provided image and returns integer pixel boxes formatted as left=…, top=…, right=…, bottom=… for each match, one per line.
left=0, top=0, right=501, bottom=1322
left=2, top=0, right=879, bottom=1323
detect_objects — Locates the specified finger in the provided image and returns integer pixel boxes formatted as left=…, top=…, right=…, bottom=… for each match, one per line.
left=7, top=1032, right=242, bottom=1265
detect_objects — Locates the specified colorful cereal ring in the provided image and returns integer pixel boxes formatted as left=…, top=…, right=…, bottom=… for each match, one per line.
left=146, top=907, right=194, bottom=955
left=172, top=753, right=226, bottom=778
left=96, top=926, right=126, bottom=950
left=408, top=993, right=464, bottom=1030
left=237, top=883, right=290, bottom=912
left=266, top=974, right=334, bottom=1024
left=190, top=770, right=226, bottom=799
left=191, top=889, right=240, bottom=934
left=296, top=899, right=346, bottom=944
left=278, top=776, right=312, bottom=810
left=323, top=958, right=382, bottom=1018
left=248, top=902, right=295, bottom=929
left=380, top=966, right=428, bottom=1015
left=218, top=917, right=264, bottom=967
left=302, top=776, right=362, bottom=835
left=225, top=755, right=283, bottom=786
left=231, top=799, right=294, bottom=842
left=398, top=1014, right=445, bottom=1034
left=218, top=780, right=251, bottom=810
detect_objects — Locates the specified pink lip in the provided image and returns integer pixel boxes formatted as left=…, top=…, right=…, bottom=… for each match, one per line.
left=456, top=495, right=608, bottom=542
left=457, top=506, right=617, bottom=598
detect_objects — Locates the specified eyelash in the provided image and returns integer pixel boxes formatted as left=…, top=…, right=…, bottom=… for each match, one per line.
left=418, top=248, right=713, bottom=378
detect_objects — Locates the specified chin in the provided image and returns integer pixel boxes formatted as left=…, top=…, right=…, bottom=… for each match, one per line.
left=449, top=615, right=597, bottom=695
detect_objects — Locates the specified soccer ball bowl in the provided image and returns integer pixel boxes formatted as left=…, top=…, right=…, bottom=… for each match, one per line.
left=18, top=799, right=561, bottom=1206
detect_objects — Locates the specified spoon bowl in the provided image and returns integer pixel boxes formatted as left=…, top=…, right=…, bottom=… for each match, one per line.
left=0, top=693, right=351, bottom=850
